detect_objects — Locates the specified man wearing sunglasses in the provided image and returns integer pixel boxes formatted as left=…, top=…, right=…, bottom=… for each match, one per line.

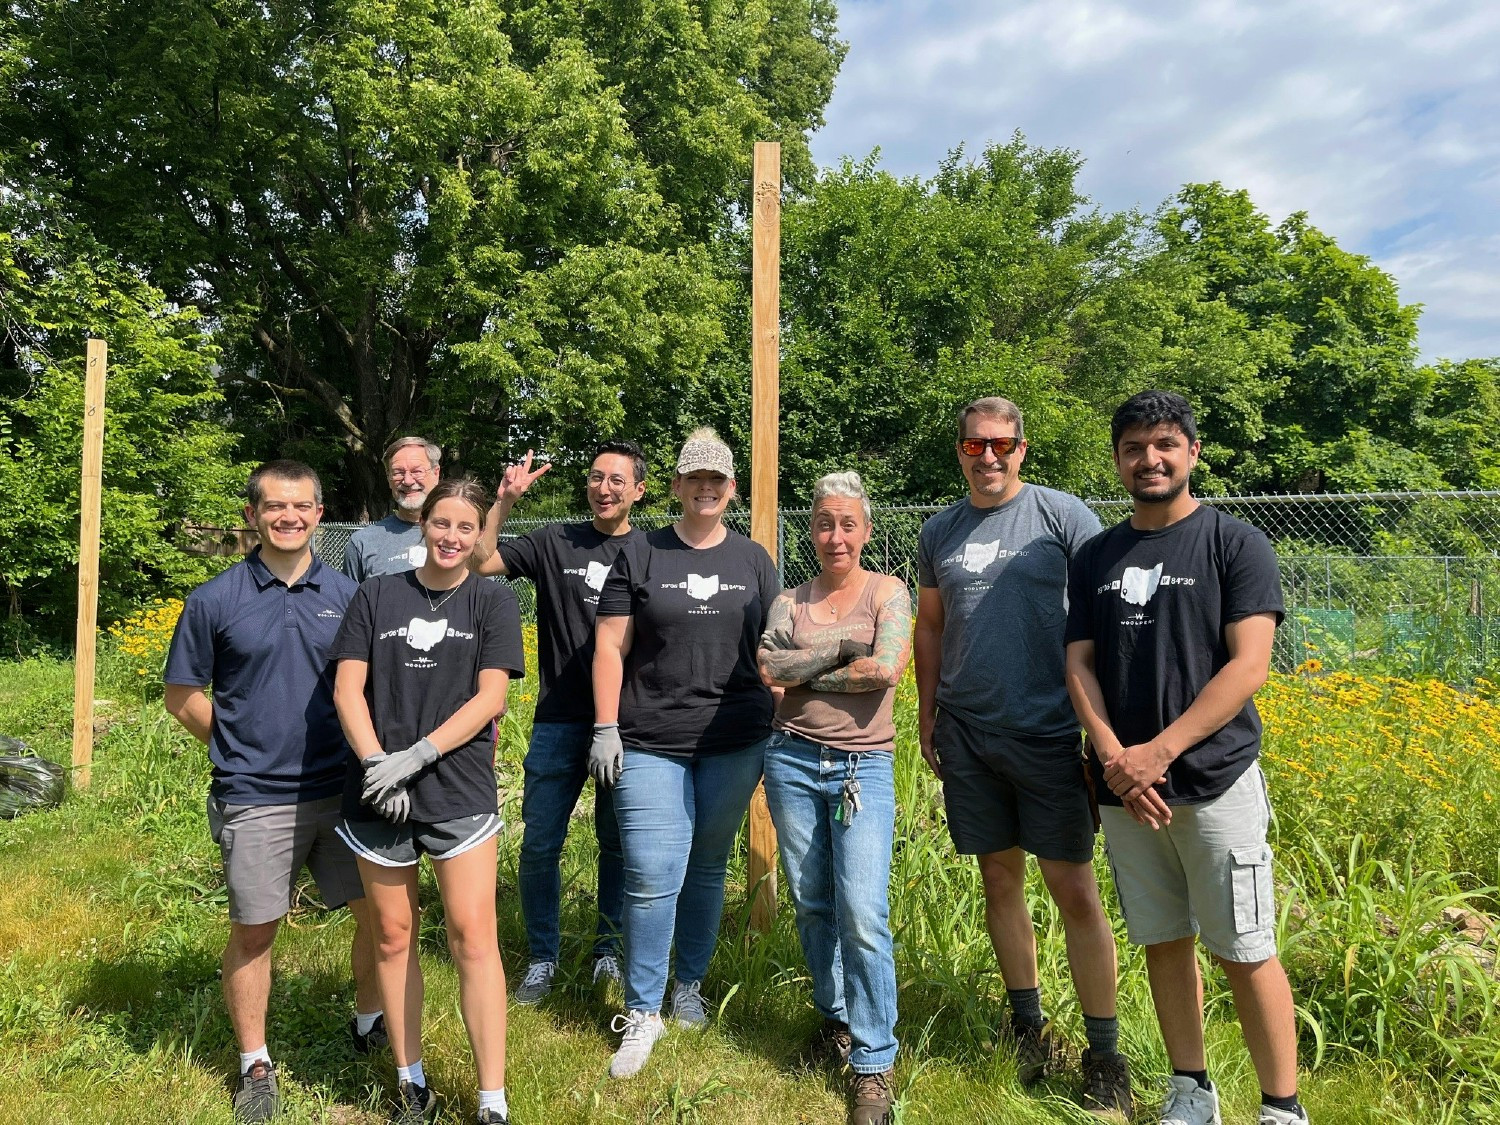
left=915, top=396, right=1132, bottom=1118
left=470, top=440, right=647, bottom=1007
left=341, top=436, right=444, bottom=582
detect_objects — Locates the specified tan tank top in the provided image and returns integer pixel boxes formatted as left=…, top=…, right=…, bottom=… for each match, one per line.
left=774, top=573, right=897, bottom=752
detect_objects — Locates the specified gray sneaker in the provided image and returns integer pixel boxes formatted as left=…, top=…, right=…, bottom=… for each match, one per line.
left=513, top=959, right=556, bottom=1006
left=592, top=953, right=622, bottom=986
left=668, top=978, right=709, bottom=1029
left=1258, top=1106, right=1308, bottom=1125
left=232, top=1060, right=280, bottom=1123
left=1160, top=1076, right=1221, bottom=1125
left=608, top=1009, right=666, bottom=1078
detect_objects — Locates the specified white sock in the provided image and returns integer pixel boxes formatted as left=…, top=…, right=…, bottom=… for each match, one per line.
left=355, top=1010, right=383, bottom=1035
left=479, top=1088, right=508, bottom=1115
left=396, top=1059, right=426, bottom=1088
left=239, top=1046, right=271, bottom=1074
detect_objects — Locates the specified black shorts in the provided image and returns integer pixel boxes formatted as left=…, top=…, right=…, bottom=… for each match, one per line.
left=336, top=812, right=502, bottom=868
left=934, top=709, right=1096, bottom=864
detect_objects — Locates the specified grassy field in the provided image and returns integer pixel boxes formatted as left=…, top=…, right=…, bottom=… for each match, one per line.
left=0, top=612, right=1497, bottom=1123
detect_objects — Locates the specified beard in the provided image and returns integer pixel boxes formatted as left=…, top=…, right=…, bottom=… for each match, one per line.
left=395, top=489, right=427, bottom=512
left=1128, top=473, right=1190, bottom=505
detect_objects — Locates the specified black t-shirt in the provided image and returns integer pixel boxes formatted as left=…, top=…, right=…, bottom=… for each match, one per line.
left=498, top=522, right=641, bottom=724
left=1065, top=506, right=1284, bottom=806
left=331, top=572, right=526, bottom=822
left=597, top=526, right=779, bottom=757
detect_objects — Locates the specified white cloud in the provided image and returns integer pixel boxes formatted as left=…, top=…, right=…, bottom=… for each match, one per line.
left=813, top=0, right=1500, bottom=360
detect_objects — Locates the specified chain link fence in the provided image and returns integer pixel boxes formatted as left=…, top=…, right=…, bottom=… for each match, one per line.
left=318, top=490, right=1500, bottom=680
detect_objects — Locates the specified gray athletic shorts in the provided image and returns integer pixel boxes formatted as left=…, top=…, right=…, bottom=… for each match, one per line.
left=207, top=794, right=364, bottom=925
left=336, top=812, right=502, bottom=868
left=1099, top=763, right=1278, bottom=963
left=933, top=708, right=1096, bottom=864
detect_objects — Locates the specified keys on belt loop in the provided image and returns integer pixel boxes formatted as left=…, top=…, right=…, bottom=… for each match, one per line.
left=836, top=751, right=864, bottom=824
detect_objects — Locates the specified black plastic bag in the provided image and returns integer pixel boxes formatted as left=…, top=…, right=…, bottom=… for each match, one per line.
left=0, top=737, right=65, bottom=818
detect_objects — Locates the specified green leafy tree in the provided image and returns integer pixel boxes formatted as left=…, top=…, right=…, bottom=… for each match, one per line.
left=0, top=207, right=244, bottom=642
left=1157, top=183, right=1430, bottom=492
left=690, top=138, right=1289, bottom=505
left=4, top=0, right=844, bottom=516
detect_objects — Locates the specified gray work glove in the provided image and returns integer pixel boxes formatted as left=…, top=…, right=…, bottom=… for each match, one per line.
left=589, top=722, right=624, bottom=788
left=361, top=737, right=441, bottom=805
left=372, top=787, right=411, bottom=825
left=838, top=639, right=874, bottom=663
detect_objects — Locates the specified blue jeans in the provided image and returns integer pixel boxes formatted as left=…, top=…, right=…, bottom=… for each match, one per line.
left=612, top=737, right=768, bottom=1013
left=762, top=732, right=898, bottom=1073
left=517, top=721, right=624, bottom=961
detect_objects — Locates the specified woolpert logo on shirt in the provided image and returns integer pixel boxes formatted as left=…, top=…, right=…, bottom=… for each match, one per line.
left=391, top=544, right=427, bottom=568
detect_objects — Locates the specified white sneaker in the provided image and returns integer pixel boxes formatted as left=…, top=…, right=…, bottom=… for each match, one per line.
left=668, top=978, right=708, bottom=1029
left=1258, top=1106, right=1308, bottom=1125
left=1160, top=1076, right=1221, bottom=1125
left=592, top=953, right=622, bottom=986
left=608, top=1009, right=666, bottom=1078
left=513, top=959, right=556, bottom=1005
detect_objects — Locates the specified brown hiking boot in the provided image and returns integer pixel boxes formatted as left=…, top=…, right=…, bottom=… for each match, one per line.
left=850, top=1068, right=895, bottom=1125
left=807, top=1016, right=854, bottom=1068
left=1081, top=1048, right=1134, bottom=1119
left=1011, top=1019, right=1060, bottom=1085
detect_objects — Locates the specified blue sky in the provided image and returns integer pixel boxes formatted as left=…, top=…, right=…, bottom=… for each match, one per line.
left=809, top=0, right=1500, bottom=363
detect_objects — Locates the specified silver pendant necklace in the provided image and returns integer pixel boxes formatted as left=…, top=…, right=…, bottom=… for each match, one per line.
left=419, top=574, right=464, bottom=614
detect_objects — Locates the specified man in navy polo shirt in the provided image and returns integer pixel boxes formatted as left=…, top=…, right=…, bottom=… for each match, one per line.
left=165, top=460, right=382, bottom=1123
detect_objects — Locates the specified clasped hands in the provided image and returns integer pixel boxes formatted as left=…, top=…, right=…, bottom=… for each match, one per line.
left=360, top=737, right=441, bottom=824
left=1098, top=739, right=1174, bottom=829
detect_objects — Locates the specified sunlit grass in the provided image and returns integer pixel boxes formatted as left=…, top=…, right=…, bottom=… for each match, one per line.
left=0, top=646, right=1495, bottom=1121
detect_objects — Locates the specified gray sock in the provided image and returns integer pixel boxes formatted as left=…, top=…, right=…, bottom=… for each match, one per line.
left=1006, top=987, right=1044, bottom=1030
left=1083, top=1013, right=1120, bottom=1057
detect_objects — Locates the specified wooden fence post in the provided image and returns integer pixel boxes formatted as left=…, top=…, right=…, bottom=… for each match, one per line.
left=72, top=339, right=107, bottom=788
left=748, top=141, right=781, bottom=932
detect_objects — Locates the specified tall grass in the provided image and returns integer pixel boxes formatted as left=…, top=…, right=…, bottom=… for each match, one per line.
left=0, top=642, right=1497, bottom=1120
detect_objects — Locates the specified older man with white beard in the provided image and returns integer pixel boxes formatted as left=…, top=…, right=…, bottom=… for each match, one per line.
left=341, top=436, right=443, bottom=582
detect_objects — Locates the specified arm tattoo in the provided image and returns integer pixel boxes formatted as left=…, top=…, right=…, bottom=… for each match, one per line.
left=807, top=583, right=914, bottom=693
left=758, top=593, right=846, bottom=686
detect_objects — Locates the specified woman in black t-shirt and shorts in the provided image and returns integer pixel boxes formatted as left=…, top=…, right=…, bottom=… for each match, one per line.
left=332, top=478, right=526, bottom=1125
left=590, top=427, right=780, bottom=1079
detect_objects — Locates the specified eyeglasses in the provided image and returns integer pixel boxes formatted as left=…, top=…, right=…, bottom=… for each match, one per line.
left=390, top=468, right=430, bottom=482
left=588, top=472, right=632, bottom=489
left=958, top=436, right=1021, bottom=458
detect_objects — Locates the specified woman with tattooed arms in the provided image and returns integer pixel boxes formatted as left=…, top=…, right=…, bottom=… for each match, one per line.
left=757, top=472, right=913, bottom=1125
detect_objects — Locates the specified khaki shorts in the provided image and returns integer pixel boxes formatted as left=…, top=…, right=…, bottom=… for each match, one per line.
left=1099, top=763, right=1277, bottom=963
left=208, top=794, right=365, bottom=925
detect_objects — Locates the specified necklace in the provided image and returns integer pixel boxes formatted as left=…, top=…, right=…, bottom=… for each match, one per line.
left=418, top=574, right=464, bottom=614
left=815, top=574, right=862, bottom=619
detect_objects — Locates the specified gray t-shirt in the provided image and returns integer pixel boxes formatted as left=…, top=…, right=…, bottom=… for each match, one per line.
left=340, top=514, right=427, bottom=583
left=917, top=484, right=1101, bottom=739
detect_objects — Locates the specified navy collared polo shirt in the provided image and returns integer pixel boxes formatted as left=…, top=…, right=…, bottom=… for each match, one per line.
left=165, top=548, right=359, bottom=805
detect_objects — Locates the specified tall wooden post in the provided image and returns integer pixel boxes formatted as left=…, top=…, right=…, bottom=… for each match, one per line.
left=72, top=339, right=108, bottom=788
left=748, top=142, right=781, bottom=931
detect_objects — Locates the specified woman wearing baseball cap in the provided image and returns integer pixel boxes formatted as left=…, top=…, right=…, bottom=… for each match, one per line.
left=590, top=426, right=780, bottom=1079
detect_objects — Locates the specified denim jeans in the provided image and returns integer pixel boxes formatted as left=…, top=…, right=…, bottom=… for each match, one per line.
left=612, top=736, right=769, bottom=1013
left=518, top=721, right=624, bottom=961
left=762, top=732, right=898, bottom=1073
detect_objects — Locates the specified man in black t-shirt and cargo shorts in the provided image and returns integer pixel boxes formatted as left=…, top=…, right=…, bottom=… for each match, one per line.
left=1065, top=391, right=1309, bottom=1125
